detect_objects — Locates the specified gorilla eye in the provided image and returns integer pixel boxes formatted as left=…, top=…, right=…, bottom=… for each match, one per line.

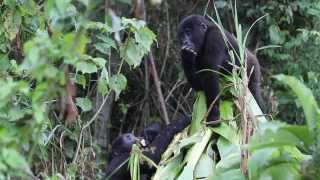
left=185, top=27, right=191, bottom=35
left=200, top=23, right=207, bottom=30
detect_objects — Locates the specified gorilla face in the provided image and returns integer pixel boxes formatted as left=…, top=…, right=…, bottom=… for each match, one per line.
left=177, top=15, right=209, bottom=56
left=111, top=133, right=138, bottom=158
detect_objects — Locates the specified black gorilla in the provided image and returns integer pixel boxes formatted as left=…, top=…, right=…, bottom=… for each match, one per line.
left=142, top=122, right=162, bottom=145
left=105, top=116, right=191, bottom=180
left=177, top=15, right=263, bottom=124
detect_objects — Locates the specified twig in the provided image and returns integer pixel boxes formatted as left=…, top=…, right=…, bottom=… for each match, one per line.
left=132, top=0, right=169, bottom=125
left=73, top=93, right=111, bottom=163
left=160, top=1, right=171, bottom=79
left=148, top=53, right=170, bottom=125
left=165, top=79, right=184, bottom=102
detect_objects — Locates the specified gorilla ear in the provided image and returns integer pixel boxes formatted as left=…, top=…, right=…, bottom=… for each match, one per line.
left=200, top=22, right=207, bottom=31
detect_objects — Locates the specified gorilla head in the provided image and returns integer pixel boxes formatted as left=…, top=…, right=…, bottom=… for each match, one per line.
left=177, top=15, right=210, bottom=56
left=110, top=133, right=138, bottom=158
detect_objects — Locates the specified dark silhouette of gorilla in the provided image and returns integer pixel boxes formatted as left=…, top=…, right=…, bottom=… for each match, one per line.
left=105, top=116, right=191, bottom=180
left=177, top=15, right=263, bottom=124
left=142, top=122, right=162, bottom=145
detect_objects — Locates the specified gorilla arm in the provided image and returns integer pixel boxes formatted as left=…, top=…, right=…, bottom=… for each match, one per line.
left=142, top=116, right=191, bottom=163
left=181, top=49, right=202, bottom=91
left=200, top=28, right=227, bottom=123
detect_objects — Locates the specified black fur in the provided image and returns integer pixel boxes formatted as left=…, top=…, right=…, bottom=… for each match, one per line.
left=143, top=122, right=162, bottom=145
left=110, top=133, right=138, bottom=160
left=177, top=15, right=263, bottom=123
left=105, top=116, right=191, bottom=180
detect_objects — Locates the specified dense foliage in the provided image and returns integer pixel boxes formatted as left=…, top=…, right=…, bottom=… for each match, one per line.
left=0, top=0, right=155, bottom=178
left=215, top=0, right=320, bottom=123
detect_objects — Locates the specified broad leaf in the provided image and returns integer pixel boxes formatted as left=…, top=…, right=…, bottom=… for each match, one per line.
left=76, top=97, right=92, bottom=112
left=109, top=74, right=127, bottom=100
left=76, top=61, right=97, bottom=74
left=190, top=91, right=207, bottom=135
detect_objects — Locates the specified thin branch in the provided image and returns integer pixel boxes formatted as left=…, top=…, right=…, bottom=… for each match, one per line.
left=148, top=53, right=170, bottom=125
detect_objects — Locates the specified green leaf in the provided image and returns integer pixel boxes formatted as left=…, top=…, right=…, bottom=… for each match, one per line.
left=248, top=148, right=278, bottom=179
left=76, top=97, right=92, bottom=112
left=248, top=127, right=301, bottom=151
left=78, top=0, right=89, bottom=7
left=260, top=163, right=300, bottom=180
left=75, top=74, right=86, bottom=88
left=97, top=79, right=109, bottom=96
left=190, top=91, right=207, bottom=135
left=76, top=61, right=97, bottom=74
left=92, top=57, right=106, bottom=68
left=194, top=147, right=215, bottom=179
left=217, top=137, right=240, bottom=161
left=96, top=34, right=117, bottom=49
left=110, top=74, right=127, bottom=100
left=216, top=150, right=240, bottom=172
left=63, top=33, right=88, bottom=56
left=19, top=0, right=38, bottom=16
left=135, top=27, right=156, bottom=52
left=269, top=25, right=285, bottom=44
left=0, top=58, right=11, bottom=71
left=281, top=125, right=313, bottom=150
left=2, top=148, right=29, bottom=171
left=178, top=129, right=212, bottom=180
left=211, top=123, right=239, bottom=145
left=121, top=17, right=146, bottom=30
left=3, top=11, right=22, bottom=40
left=153, top=154, right=183, bottom=180
left=85, top=22, right=112, bottom=31
left=120, top=39, right=144, bottom=68
left=211, top=169, right=245, bottom=180
left=274, top=74, right=320, bottom=137
left=94, top=42, right=112, bottom=55
left=220, top=101, right=233, bottom=120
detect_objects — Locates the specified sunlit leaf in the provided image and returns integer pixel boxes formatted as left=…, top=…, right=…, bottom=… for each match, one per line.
left=110, top=74, right=127, bottom=100
left=91, top=57, right=106, bottom=68
left=153, top=154, right=183, bottom=180
left=120, top=39, right=144, bottom=68
left=190, top=91, right=207, bottom=135
left=76, top=97, right=92, bottom=112
left=76, top=61, right=97, bottom=74
left=274, top=74, right=320, bottom=136
left=2, top=148, right=29, bottom=171
left=269, top=25, right=285, bottom=44
left=135, top=27, right=156, bottom=51
left=194, top=147, right=215, bottom=179
left=220, top=101, right=233, bottom=120
left=75, top=74, right=86, bottom=87
left=94, top=42, right=112, bottom=55
left=210, top=169, right=245, bottom=180
left=260, top=163, right=300, bottom=180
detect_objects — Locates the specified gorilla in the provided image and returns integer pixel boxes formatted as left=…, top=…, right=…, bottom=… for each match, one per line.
left=142, top=122, right=162, bottom=146
left=177, top=15, right=263, bottom=124
left=105, top=116, right=191, bottom=180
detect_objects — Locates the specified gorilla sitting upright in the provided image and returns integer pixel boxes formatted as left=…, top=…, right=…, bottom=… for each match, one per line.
left=105, top=116, right=191, bottom=180
left=177, top=15, right=264, bottom=124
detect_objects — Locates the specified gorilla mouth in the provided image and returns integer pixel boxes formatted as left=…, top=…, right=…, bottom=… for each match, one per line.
left=181, top=46, right=197, bottom=55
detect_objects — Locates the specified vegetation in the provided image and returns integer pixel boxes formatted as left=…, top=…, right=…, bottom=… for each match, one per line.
left=0, top=0, right=319, bottom=179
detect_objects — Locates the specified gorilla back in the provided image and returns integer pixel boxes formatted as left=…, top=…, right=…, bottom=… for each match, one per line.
left=177, top=15, right=264, bottom=124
